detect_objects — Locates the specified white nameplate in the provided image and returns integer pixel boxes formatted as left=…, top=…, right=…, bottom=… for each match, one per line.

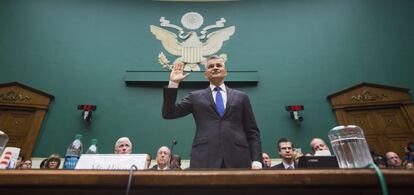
left=75, top=154, right=148, bottom=170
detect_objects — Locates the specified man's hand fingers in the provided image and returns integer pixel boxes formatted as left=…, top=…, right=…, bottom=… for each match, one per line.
left=174, top=61, right=184, bottom=71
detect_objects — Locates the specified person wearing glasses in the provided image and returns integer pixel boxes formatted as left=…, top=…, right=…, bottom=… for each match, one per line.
left=272, top=138, right=296, bottom=170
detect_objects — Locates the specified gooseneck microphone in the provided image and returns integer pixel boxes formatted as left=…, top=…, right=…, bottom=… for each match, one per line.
left=168, top=139, right=178, bottom=168
left=170, top=139, right=177, bottom=155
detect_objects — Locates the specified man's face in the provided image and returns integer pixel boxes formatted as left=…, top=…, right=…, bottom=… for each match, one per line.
left=279, top=142, right=293, bottom=160
left=204, top=58, right=227, bottom=82
left=406, top=162, right=414, bottom=169
left=115, top=141, right=132, bottom=154
left=156, top=147, right=170, bottom=166
left=311, top=139, right=328, bottom=152
left=386, top=152, right=402, bottom=167
left=262, top=153, right=271, bottom=167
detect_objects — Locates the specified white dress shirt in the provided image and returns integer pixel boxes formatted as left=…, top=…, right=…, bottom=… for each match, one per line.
left=282, top=161, right=295, bottom=169
left=209, top=83, right=227, bottom=108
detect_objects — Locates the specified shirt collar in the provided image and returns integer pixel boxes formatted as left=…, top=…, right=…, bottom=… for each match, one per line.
left=282, top=161, right=294, bottom=169
left=157, top=166, right=169, bottom=170
left=209, top=83, right=226, bottom=92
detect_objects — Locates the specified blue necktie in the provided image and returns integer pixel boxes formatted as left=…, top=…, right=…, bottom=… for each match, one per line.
left=214, top=87, right=225, bottom=117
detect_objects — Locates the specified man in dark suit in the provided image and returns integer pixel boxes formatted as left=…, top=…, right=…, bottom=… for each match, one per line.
left=151, top=146, right=171, bottom=171
left=162, top=55, right=262, bottom=169
left=272, top=138, right=296, bottom=170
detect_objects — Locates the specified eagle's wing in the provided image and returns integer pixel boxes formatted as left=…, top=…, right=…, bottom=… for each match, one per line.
left=150, top=25, right=182, bottom=56
left=202, top=26, right=235, bottom=56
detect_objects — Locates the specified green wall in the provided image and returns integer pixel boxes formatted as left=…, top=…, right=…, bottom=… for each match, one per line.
left=1, top=0, right=413, bottom=158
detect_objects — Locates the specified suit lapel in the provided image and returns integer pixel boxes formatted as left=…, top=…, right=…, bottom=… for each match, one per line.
left=223, top=86, right=233, bottom=117
left=202, top=87, right=218, bottom=114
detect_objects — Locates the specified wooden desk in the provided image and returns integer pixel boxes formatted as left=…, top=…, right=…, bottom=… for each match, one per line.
left=1, top=169, right=413, bottom=195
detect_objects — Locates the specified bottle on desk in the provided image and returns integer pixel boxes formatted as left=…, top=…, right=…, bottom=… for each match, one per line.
left=63, top=134, right=83, bottom=169
left=86, top=139, right=98, bottom=154
left=0, top=131, right=9, bottom=156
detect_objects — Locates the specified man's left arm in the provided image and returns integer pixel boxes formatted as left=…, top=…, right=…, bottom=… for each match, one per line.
left=242, top=94, right=263, bottom=169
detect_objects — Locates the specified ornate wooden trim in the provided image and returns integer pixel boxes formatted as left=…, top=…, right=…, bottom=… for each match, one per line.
left=349, top=90, right=387, bottom=102
left=0, top=90, right=32, bottom=102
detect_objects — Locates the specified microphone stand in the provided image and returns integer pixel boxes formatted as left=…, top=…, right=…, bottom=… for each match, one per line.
left=169, top=139, right=177, bottom=168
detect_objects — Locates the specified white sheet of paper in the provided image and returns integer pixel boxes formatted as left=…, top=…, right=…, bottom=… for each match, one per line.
left=75, top=154, right=148, bottom=170
left=314, top=150, right=332, bottom=156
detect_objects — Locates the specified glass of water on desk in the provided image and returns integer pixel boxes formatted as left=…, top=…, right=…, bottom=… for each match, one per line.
left=328, top=125, right=373, bottom=168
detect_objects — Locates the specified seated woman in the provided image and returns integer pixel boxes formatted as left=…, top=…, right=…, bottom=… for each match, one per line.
left=44, top=153, right=61, bottom=169
left=17, top=159, right=32, bottom=170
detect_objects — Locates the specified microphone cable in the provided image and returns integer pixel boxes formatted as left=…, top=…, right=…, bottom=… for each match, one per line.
left=125, top=164, right=138, bottom=195
left=367, top=163, right=388, bottom=195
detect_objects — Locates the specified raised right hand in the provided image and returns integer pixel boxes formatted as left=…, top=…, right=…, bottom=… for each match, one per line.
left=169, top=61, right=189, bottom=84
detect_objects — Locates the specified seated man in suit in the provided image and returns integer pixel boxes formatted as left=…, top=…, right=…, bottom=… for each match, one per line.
left=309, top=138, right=331, bottom=156
left=151, top=146, right=171, bottom=171
left=272, top=138, right=295, bottom=170
left=114, top=137, right=132, bottom=154
left=385, top=151, right=402, bottom=168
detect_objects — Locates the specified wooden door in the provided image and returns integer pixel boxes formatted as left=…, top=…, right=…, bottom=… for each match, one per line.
left=0, top=108, right=36, bottom=152
left=0, top=82, right=53, bottom=159
left=344, top=107, right=414, bottom=157
left=328, top=83, right=414, bottom=158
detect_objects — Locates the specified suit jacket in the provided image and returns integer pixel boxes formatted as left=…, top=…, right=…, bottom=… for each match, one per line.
left=151, top=165, right=170, bottom=170
left=162, top=86, right=262, bottom=168
left=271, top=162, right=296, bottom=170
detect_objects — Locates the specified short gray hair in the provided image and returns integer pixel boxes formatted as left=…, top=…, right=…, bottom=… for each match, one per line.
left=157, top=146, right=171, bottom=155
left=206, top=55, right=222, bottom=61
left=115, top=137, right=132, bottom=148
left=204, top=55, right=225, bottom=69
